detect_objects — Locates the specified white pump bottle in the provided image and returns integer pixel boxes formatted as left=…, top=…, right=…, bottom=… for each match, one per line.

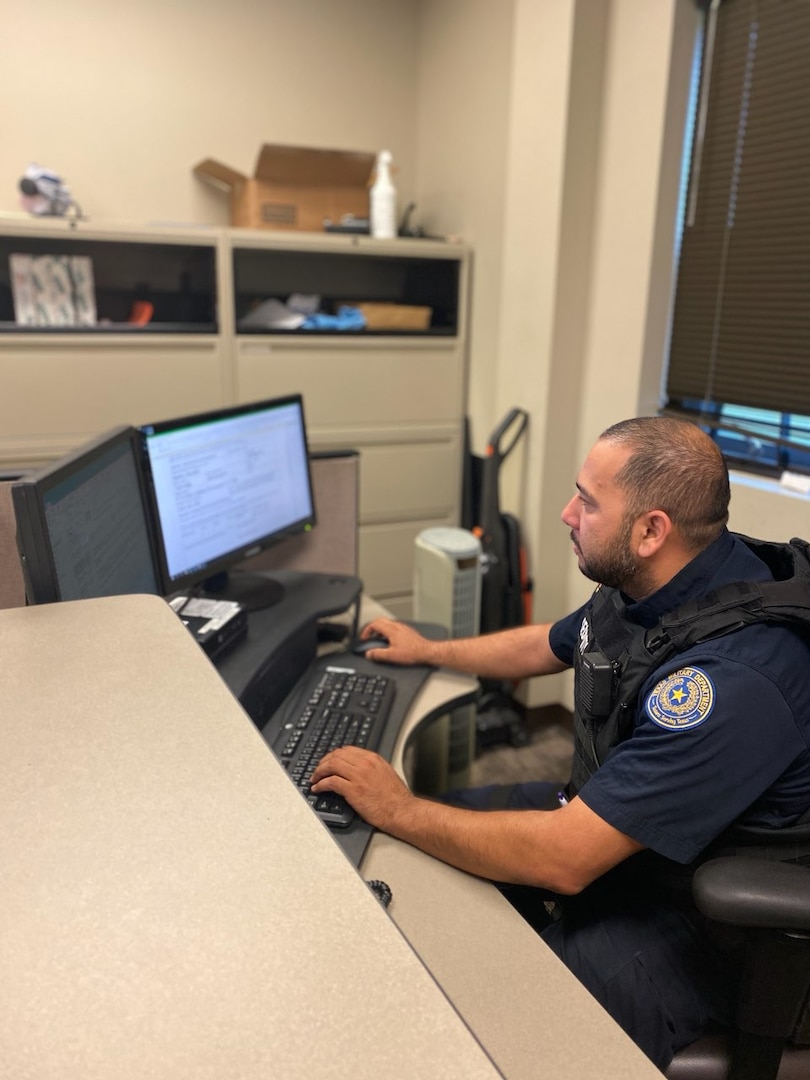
left=370, top=150, right=397, bottom=240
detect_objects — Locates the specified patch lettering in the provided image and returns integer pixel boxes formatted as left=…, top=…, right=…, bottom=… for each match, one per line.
left=644, top=666, right=715, bottom=731
left=578, top=616, right=591, bottom=655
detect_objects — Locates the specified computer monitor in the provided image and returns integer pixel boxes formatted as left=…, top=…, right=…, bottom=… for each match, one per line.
left=139, top=394, right=316, bottom=611
left=12, top=426, right=161, bottom=604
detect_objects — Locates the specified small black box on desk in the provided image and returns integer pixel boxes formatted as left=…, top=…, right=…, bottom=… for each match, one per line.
left=169, top=596, right=248, bottom=663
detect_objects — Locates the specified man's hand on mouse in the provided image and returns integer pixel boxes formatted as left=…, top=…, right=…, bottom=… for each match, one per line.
left=358, top=618, right=438, bottom=665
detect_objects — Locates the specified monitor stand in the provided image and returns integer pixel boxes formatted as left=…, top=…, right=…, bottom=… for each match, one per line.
left=202, top=570, right=285, bottom=613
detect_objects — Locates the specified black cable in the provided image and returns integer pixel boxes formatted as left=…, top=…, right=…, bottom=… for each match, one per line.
left=366, top=880, right=393, bottom=909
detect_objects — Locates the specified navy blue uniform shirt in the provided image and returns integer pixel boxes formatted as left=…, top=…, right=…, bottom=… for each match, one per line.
left=549, top=531, right=810, bottom=863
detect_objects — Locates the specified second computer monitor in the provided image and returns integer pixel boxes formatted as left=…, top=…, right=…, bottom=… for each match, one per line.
left=12, top=426, right=161, bottom=605
left=140, top=394, right=317, bottom=610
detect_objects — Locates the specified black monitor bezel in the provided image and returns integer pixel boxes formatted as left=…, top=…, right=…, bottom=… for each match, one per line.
left=138, top=393, right=317, bottom=599
left=11, top=425, right=162, bottom=605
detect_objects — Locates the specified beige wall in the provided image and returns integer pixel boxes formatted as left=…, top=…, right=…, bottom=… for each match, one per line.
left=414, top=0, right=515, bottom=438
left=2, top=0, right=807, bottom=706
left=413, top=0, right=700, bottom=704
left=0, top=0, right=421, bottom=224
left=560, top=0, right=696, bottom=621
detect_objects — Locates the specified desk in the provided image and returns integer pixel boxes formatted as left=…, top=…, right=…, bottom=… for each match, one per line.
left=0, top=595, right=662, bottom=1079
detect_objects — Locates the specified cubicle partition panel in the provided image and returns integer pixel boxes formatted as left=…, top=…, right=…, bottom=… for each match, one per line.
left=0, top=482, right=26, bottom=609
left=238, top=450, right=359, bottom=578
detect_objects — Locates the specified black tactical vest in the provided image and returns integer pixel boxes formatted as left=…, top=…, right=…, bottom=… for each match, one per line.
left=568, top=534, right=810, bottom=860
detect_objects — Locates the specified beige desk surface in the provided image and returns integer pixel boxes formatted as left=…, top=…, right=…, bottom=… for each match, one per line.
left=0, top=594, right=663, bottom=1080
left=0, top=595, right=500, bottom=1079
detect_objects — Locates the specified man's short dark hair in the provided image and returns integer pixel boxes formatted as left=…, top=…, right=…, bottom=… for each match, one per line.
left=599, top=416, right=730, bottom=552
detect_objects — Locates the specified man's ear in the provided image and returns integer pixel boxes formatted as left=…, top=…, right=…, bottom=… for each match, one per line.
left=634, top=510, right=672, bottom=558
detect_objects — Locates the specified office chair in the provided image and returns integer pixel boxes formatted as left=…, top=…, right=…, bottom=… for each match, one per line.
left=667, top=856, right=810, bottom=1080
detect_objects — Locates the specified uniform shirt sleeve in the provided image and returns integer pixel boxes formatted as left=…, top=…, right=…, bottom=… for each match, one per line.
left=548, top=602, right=588, bottom=666
left=577, top=633, right=810, bottom=864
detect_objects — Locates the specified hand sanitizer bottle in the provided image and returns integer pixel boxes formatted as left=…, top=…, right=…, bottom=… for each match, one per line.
left=370, top=150, right=397, bottom=240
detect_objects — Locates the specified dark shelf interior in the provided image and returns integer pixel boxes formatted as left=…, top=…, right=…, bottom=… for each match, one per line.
left=0, top=234, right=463, bottom=337
left=233, top=247, right=461, bottom=335
left=0, top=235, right=218, bottom=332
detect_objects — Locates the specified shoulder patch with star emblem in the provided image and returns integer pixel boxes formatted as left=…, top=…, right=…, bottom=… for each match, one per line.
left=644, top=666, right=715, bottom=731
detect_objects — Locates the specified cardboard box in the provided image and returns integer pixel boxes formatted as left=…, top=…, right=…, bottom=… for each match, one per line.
left=193, top=144, right=375, bottom=232
left=352, top=303, right=432, bottom=331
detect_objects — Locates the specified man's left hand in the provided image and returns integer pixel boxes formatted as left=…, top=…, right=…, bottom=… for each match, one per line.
left=310, top=747, right=414, bottom=831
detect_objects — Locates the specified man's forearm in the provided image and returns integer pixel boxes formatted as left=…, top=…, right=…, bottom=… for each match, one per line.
left=424, top=623, right=566, bottom=681
left=310, top=747, right=645, bottom=895
left=380, top=795, right=579, bottom=893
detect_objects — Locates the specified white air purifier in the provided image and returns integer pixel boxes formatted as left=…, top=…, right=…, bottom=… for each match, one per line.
left=411, top=527, right=482, bottom=795
left=413, top=526, right=482, bottom=638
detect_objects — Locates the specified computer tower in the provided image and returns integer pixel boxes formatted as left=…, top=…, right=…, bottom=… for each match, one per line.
left=411, top=527, right=482, bottom=795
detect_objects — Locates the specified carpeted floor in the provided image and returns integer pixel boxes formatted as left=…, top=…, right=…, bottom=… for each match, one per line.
left=468, top=703, right=574, bottom=788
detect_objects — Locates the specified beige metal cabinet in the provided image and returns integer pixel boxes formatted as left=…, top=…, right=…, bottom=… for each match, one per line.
left=0, top=220, right=470, bottom=614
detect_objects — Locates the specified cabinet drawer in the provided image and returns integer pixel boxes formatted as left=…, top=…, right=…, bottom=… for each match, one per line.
left=369, top=594, right=414, bottom=622
left=235, top=340, right=465, bottom=426
left=356, top=439, right=462, bottom=524
left=359, top=515, right=457, bottom=598
left=0, top=340, right=225, bottom=440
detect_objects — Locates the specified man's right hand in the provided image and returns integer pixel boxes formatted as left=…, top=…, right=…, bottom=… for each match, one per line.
left=358, top=617, right=438, bottom=666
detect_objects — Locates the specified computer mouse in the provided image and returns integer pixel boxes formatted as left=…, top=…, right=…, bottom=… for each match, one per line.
left=351, top=635, right=390, bottom=655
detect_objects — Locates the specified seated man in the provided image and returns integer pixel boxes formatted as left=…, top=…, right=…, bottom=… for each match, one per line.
left=311, top=416, right=810, bottom=1071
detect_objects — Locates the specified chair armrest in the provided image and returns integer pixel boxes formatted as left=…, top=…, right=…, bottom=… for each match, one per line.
left=693, top=857, right=810, bottom=930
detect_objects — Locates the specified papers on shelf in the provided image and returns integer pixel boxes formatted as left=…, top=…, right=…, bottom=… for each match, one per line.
left=238, top=297, right=305, bottom=330
left=237, top=293, right=320, bottom=330
left=9, top=253, right=96, bottom=326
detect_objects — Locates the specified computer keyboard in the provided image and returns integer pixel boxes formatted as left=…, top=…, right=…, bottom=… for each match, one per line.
left=272, top=664, right=395, bottom=827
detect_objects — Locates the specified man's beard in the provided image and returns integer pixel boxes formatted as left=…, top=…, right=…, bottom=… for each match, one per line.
left=571, top=518, right=650, bottom=595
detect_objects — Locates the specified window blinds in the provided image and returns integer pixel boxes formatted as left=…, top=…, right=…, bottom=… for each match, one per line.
left=666, top=0, right=810, bottom=418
